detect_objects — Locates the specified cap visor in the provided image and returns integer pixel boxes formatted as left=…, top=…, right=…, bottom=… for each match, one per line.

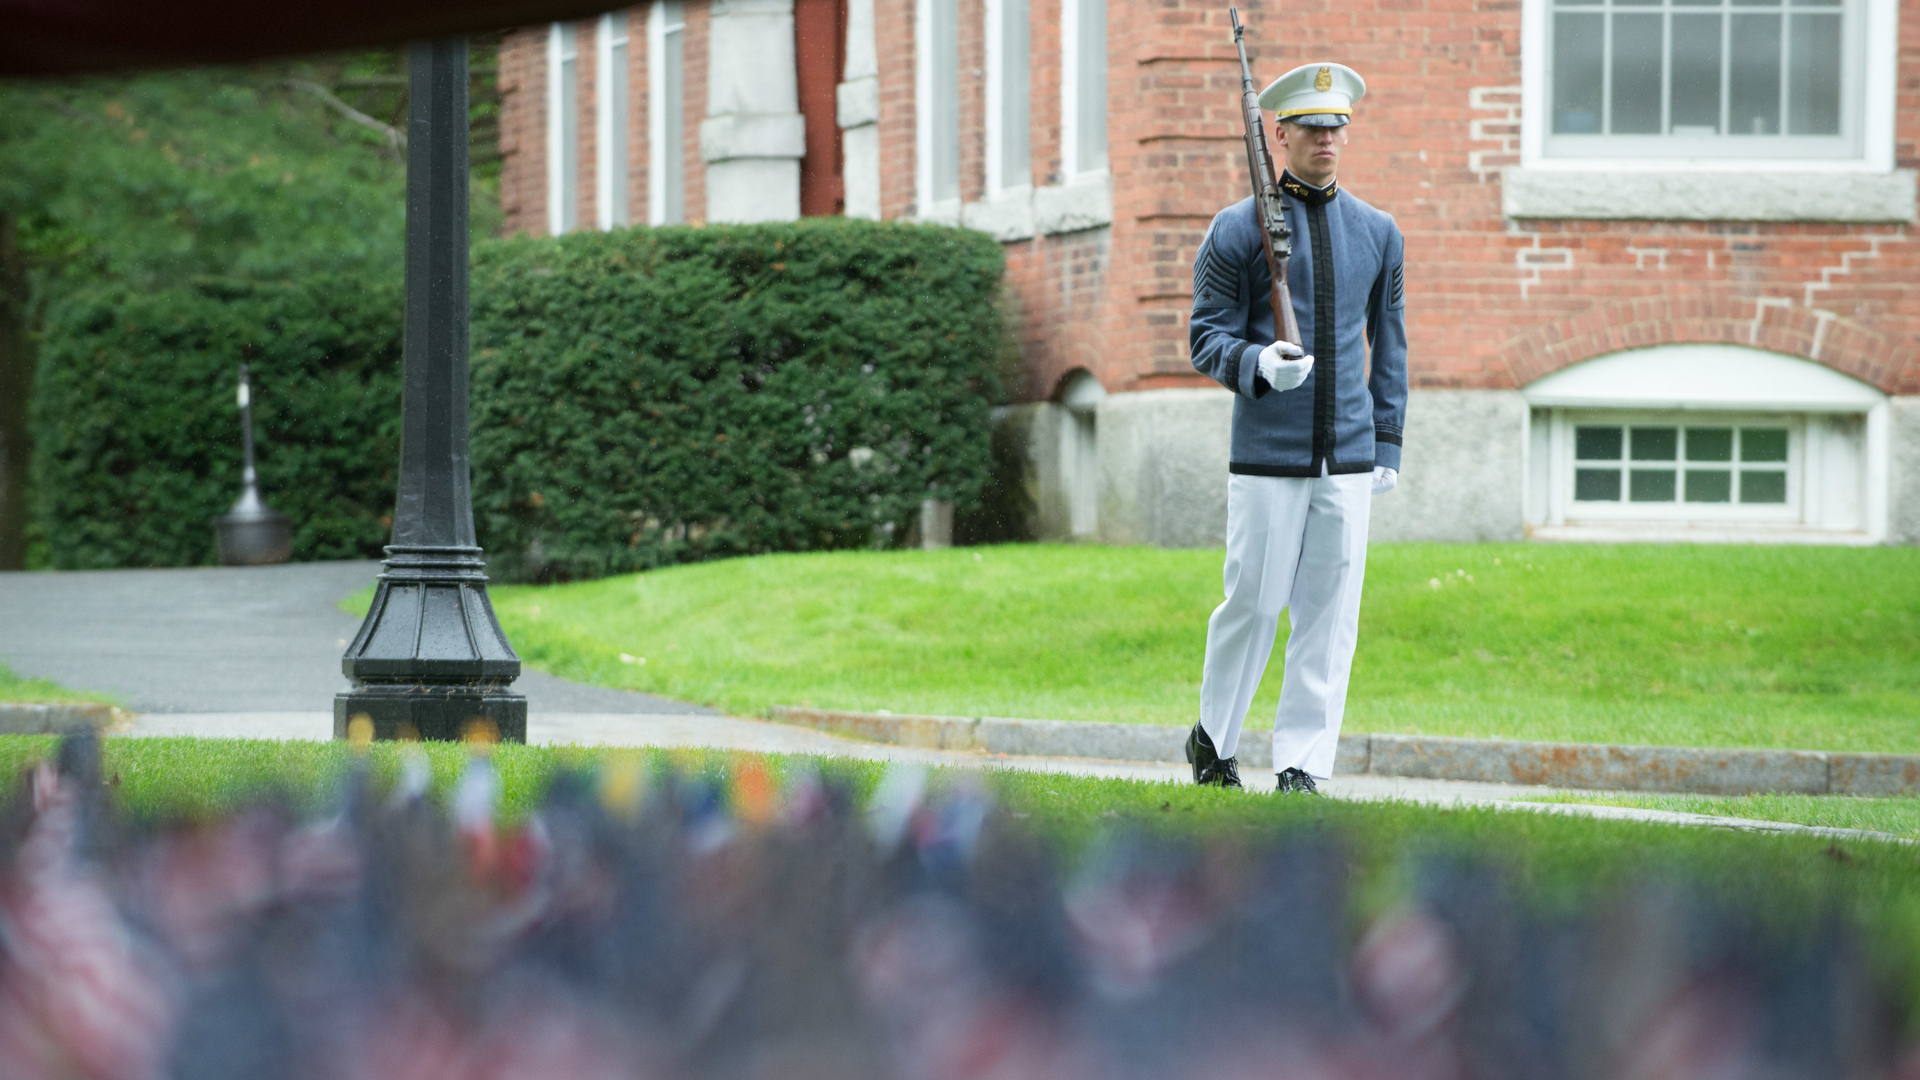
left=1286, top=112, right=1350, bottom=128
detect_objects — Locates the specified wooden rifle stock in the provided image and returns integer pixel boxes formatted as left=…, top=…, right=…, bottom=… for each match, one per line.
left=1229, top=7, right=1301, bottom=349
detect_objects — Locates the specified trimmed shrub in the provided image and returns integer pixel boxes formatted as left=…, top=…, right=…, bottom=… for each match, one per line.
left=29, top=219, right=1005, bottom=576
left=469, top=218, right=1007, bottom=581
left=31, top=271, right=403, bottom=569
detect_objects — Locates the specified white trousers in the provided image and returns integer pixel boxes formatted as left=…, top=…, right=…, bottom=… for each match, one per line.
left=1198, top=471, right=1372, bottom=778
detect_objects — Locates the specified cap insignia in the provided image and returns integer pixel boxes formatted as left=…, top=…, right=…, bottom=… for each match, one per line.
left=1314, top=66, right=1333, bottom=92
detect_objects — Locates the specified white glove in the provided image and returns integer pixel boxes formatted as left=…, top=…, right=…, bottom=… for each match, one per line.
left=1256, top=340, right=1314, bottom=392
left=1372, top=466, right=1398, bottom=495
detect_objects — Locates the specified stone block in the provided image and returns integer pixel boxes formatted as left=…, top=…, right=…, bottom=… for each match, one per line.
left=699, top=113, right=807, bottom=162
left=1033, top=172, right=1113, bottom=235
left=1828, top=753, right=1920, bottom=797
left=1369, top=389, right=1527, bottom=542
left=1504, top=168, right=1919, bottom=223
left=1093, top=388, right=1233, bottom=547
left=1890, top=397, right=1920, bottom=545
left=975, top=717, right=1186, bottom=761
left=705, top=158, right=801, bottom=222
left=0, top=702, right=113, bottom=735
left=1368, top=734, right=1830, bottom=795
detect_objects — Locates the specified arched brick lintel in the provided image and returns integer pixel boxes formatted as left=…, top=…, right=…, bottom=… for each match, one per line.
left=1499, top=295, right=1910, bottom=396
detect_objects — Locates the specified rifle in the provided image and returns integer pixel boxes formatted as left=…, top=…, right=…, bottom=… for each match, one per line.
left=1229, top=7, right=1301, bottom=348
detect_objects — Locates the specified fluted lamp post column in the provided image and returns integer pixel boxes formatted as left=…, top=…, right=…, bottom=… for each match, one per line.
left=335, top=37, right=526, bottom=743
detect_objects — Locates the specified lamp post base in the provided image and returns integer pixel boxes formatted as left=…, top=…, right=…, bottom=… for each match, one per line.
left=334, top=687, right=527, bottom=743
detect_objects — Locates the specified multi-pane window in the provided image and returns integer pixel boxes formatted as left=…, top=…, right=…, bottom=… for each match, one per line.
left=1063, top=0, right=1108, bottom=175
left=930, top=0, right=961, bottom=204
left=596, top=13, right=631, bottom=230
left=988, top=0, right=1031, bottom=192
left=1547, top=0, right=1855, bottom=158
left=1572, top=423, right=1790, bottom=506
left=548, top=23, right=582, bottom=235
left=649, top=1, right=686, bottom=225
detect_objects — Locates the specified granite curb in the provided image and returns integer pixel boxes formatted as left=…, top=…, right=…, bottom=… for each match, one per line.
left=0, top=702, right=123, bottom=735
left=768, top=706, right=1920, bottom=797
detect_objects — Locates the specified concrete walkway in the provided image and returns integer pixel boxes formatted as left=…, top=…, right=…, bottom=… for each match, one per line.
left=3, top=563, right=1905, bottom=844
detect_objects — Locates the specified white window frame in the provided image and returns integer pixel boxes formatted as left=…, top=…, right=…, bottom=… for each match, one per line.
left=1552, top=410, right=1805, bottom=524
left=595, top=12, right=632, bottom=230
left=915, top=0, right=962, bottom=221
left=547, top=22, right=583, bottom=235
left=1520, top=344, right=1890, bottom=542
left=984, top=0, right=1030, bottom=196
left=1059, top=0, right=1108, bottom=180
left=647, top=1, right=687, bottom=225
left=1519, top=0, right=1898, bottom=172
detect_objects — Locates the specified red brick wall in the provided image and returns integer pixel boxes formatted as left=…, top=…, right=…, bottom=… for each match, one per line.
left=1096, top=0, right=1920, bottom=399
left=499, top=25, right=547, bottom=236
left=496, top=0, right=1920, bottom=396
left=577, top=18, right=600, bottom=230
left=628, top=6, right=647, bottom=226
left=497, top=5, right=695, bottom=233
left=922, top=0, right=1920, bottom=401
left=875, top=0, right=917, bottom=217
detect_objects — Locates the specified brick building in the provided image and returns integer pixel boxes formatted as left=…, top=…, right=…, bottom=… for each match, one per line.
left=497, top=0, right=1920, bottom=546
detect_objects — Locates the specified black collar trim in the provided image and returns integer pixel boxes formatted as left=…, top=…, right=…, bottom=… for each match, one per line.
left=1280, top=171, right=1338, bottom=206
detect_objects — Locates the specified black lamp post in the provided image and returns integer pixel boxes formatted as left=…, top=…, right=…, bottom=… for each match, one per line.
left=213, top=363, right=293, bottom=566
left=335, top=38, right=526, bottom=743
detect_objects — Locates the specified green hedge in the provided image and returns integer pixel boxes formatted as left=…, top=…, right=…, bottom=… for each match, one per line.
left=31, top=269, right=403, bottom=569
left=469, top=218, right=1007, bottom=581
left=31, top=219, right=1007, bottom=576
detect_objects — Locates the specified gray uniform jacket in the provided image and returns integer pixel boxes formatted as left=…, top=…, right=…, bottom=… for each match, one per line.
left=1189, top=177, right=1408, bottom=475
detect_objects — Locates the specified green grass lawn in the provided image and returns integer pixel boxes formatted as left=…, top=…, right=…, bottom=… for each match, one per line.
left=4, top=735, right=1919, bottom=994
left=0, top=662, right=117, bottom=705
left=368, top=543, right=1920, bottom=752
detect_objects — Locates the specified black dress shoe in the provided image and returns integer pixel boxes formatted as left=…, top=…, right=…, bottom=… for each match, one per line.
left=1186, top=724, right=1242, bottom=788
left=1275, top=767, right=1320, bottom=795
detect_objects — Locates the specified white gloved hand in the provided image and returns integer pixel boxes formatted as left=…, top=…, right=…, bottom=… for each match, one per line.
left=1371, top=466, right=1398, bottom=495
left=1256, top=340, right=1314, bottom=392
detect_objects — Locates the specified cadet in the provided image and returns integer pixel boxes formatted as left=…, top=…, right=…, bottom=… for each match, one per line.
left=1184, top=61, right=1408, bottom=793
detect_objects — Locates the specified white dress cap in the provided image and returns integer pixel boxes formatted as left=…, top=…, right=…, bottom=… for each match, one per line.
left=1257, top=62, right=1366, bottom=127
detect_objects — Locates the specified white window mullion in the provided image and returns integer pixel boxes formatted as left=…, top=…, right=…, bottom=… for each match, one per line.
left=1600, top=3, right=1614, bottom=136
left=596, top=17, right=612, bottom=228
left=915, top=0, right=960, bottom=218
left=647, top=2, right=686, bottom=225
left=985, top=0, right=1004, bottom=193
left=548, top=23, right=581, bottom=235
left=915, top=0, right=934, bottom=212
left=1060, top=0, right=1079, bottom=177
left=596, top=12, right=631, bottom=230
left=1726, top=0, right=1738, bottom=137
left=547, top=24, right=565, bottom=236
left=1658, top=7, right=1671, bottom=136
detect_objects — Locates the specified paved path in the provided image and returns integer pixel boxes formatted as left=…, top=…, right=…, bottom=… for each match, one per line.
left=0, top=562, right=708, bottom=715
left=4, top=563, right=1903, bottom=844
left=126, top=711, right=1908, bottom=843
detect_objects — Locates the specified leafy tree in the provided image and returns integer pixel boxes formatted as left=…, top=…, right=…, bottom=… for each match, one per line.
left=0, top=42, right=500, bottom=568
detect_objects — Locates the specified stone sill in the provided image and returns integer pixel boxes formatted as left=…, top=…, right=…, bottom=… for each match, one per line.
left=1503, top=167, right=1917, bottom=223
left=949, top=172, right=1114, bottom=241
left=1528, top=524, right=1878, bottom=546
